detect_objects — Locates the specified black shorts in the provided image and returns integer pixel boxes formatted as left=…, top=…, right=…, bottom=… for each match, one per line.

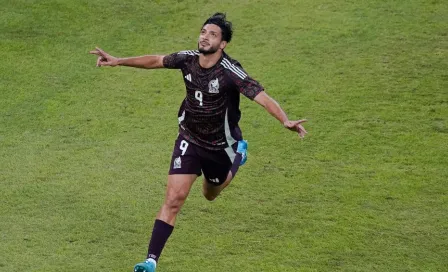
left=168, top=134, right=242, bottom=186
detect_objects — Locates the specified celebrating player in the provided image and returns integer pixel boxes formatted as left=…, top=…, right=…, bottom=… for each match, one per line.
left=90, top=12, right=307, bottom=272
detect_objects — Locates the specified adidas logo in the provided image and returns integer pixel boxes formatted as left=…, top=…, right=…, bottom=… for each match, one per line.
left=184, top=74, right=192, bottom=82
left=209, top=178, right=220, bottom=184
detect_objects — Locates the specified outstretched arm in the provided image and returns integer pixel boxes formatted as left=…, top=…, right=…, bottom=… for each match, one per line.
left=89, top=47, right=165, bottom=69
left=254, top=91, right=307, bottom=138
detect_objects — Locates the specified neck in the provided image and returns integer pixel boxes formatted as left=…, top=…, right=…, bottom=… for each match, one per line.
left=199, top=50, right=223, bottom=68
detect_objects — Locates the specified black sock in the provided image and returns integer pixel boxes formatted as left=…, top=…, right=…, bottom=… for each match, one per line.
left=147, top=219, right=174, bottom=262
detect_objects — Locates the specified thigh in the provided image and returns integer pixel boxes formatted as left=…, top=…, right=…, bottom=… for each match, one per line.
left=158, top=174, right=198, bottom=225
left=168, top=134, right=202, bottom=177
left=200, top=143, right=242, bottom=186
left=164, top=174, right=198, bottom=202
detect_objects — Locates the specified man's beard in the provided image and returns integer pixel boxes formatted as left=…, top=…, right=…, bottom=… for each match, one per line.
left=198, top=43, right=219, bottom=55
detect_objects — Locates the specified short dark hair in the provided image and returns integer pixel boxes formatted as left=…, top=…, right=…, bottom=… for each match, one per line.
left=202, top=12, right=233, bottom=43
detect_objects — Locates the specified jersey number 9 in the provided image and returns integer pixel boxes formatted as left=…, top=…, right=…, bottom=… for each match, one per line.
left=195, top=90, right=203, bottom=106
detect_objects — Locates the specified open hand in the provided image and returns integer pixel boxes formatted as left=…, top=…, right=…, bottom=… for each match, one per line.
left=89, top=47, right=119, bottom=67
left=284, top=119, right=307, bottom=139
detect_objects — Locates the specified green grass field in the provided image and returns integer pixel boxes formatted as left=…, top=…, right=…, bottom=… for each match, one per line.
left=1, top=0, right=447, bottom=271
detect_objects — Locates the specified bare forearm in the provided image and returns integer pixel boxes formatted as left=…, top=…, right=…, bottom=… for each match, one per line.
left=254, top=91, right=307, bottom=137
left=117, top=55, right=164, bottom=69
left=263, top=97, right=289, bottom=124
left=254, top=92, right=288, bottom=124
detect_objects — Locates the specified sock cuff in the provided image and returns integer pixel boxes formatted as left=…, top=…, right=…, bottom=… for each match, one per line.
left=155, top=219, right=174, bottom=231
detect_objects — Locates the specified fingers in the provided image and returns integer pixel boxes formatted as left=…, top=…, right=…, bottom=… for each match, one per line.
left=285, top=119, right=307, bottom=127
left=90, top=47, right=111, bottom=67
left=297, top=124, right=307, bottom=138
left=90, top=47, right=118, bottom=67
left=95, top=47, right=105, bottom=55
left=96, top=56, right=113, bottom=67
left=284, top=119, right=308, bottom=139
left=89, top=47, right=106, bottom=57
left=289, top=120, right=307, bottom=139
left=89, top=48, right=101, bottom=56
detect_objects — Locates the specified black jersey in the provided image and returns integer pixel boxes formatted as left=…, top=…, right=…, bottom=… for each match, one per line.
left=163, top=50, right=264, bottom=150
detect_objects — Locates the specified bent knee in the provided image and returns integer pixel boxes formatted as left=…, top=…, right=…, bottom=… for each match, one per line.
left=203, top=192, right=218, bottom=201
left=202, top=185, right=220, bottom=201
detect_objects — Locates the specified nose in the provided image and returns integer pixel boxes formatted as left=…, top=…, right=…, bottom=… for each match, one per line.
left=201, top=32, right=210, bottom=40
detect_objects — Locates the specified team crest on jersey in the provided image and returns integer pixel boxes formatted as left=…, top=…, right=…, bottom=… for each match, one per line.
left=174, top=157, right=181, bottom=169
left=208, top=78, right=219, bottom=93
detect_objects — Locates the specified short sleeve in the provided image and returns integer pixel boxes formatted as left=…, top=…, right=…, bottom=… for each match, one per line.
left=236, top=76, right=264, bottom=100
left=222, top=58, right=264, bottom=100
left=163, top=52, right=188, bottom=69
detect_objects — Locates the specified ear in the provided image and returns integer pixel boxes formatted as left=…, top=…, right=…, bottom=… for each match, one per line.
left=220, top=40, right=227, bottom=50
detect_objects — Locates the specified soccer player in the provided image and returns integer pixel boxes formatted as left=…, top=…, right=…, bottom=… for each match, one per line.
left=90, top=12, right=307, bottom=272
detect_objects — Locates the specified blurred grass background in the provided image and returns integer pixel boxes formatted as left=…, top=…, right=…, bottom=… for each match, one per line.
left=0, top=0, right=447, bottom=271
